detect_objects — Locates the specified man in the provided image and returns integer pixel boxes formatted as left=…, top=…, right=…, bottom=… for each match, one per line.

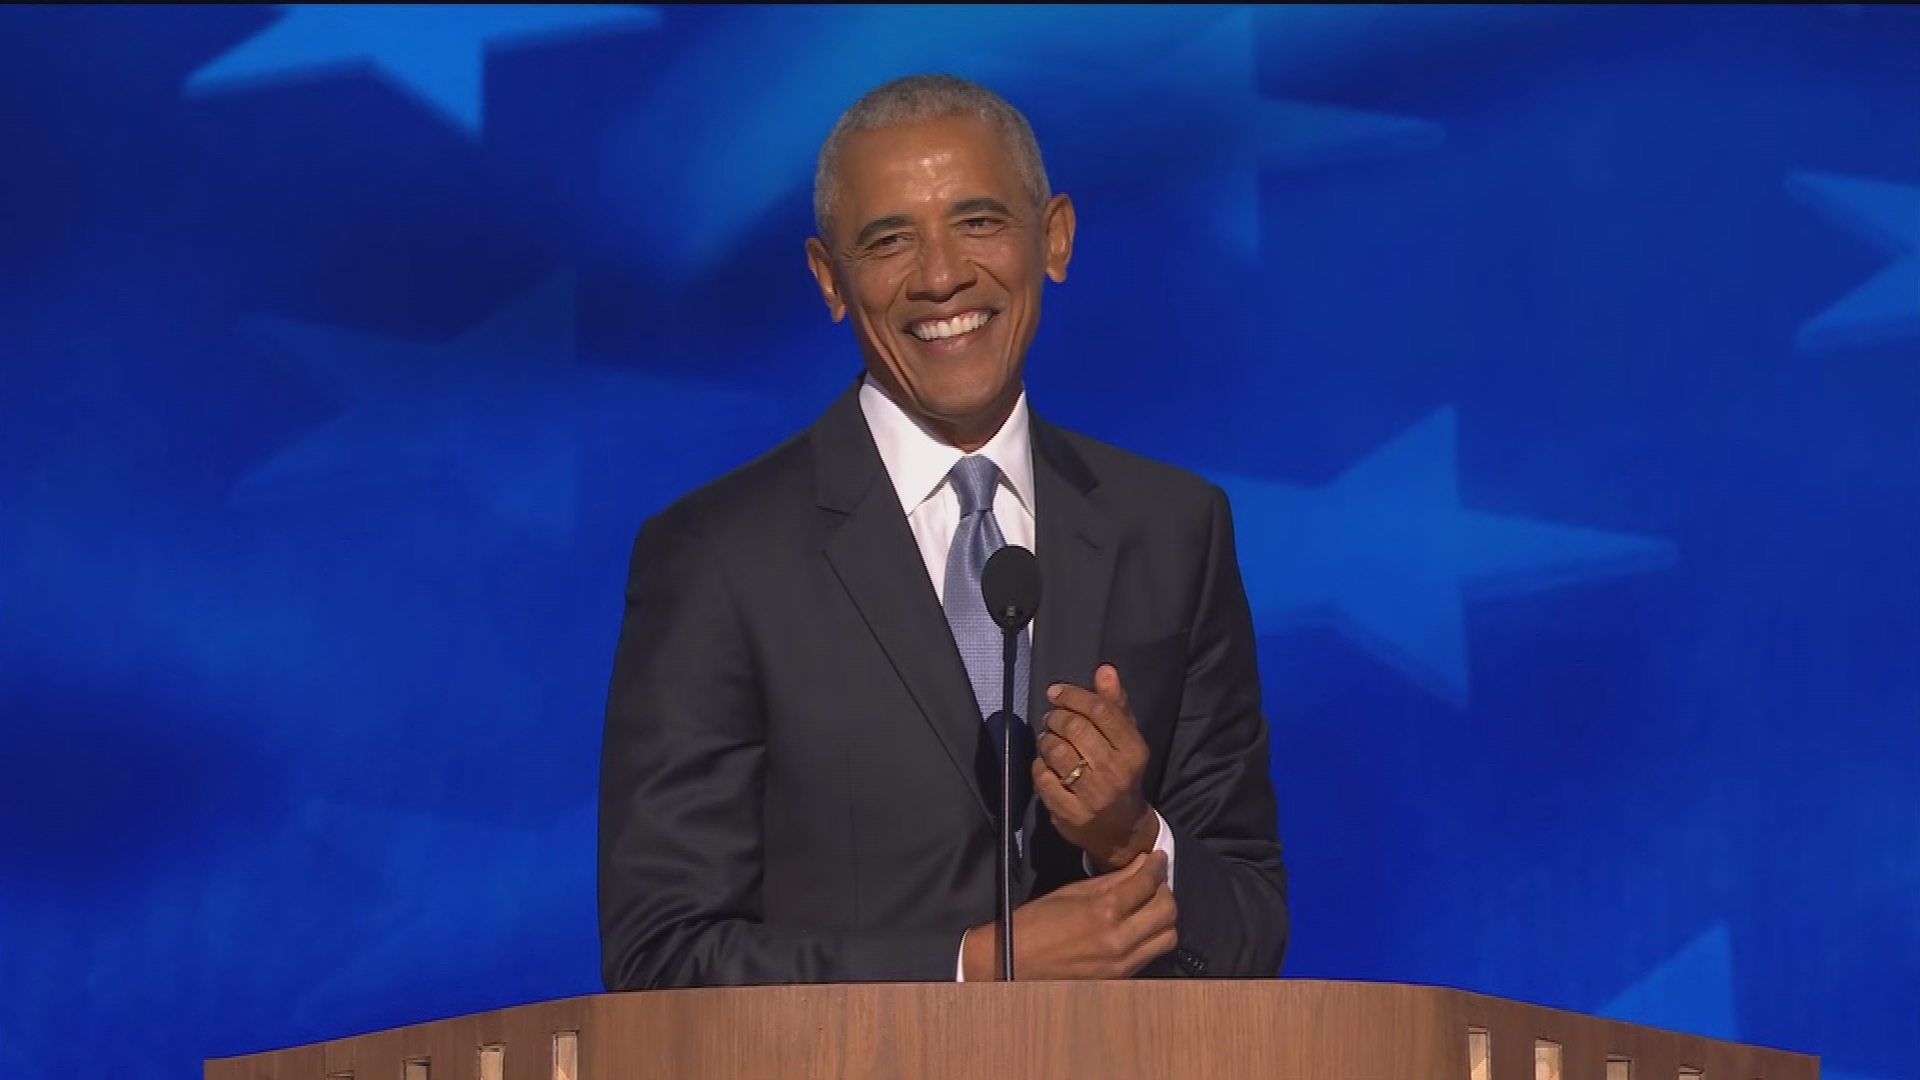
left=599, top=75, right=1286, bottom=987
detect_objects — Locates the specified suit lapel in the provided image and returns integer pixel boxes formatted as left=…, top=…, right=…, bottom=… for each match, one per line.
left=1027, top=418, right=1117, bottom=737
left=1021, top=418, right=1118, bottom=899
left=814, top=381, right=993, bottom=822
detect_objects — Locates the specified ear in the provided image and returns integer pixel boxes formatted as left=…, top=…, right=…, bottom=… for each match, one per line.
left=805, top=237, right=848, bottom=322
left=1041, top=193, right=1076, bottom=285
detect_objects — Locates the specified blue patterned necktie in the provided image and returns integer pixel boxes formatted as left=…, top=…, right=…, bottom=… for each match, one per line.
left=941, top=455, right=1034, bottom=840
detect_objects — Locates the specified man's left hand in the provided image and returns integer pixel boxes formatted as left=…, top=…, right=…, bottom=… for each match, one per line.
left=1034, top=664, right=1161, bottom=873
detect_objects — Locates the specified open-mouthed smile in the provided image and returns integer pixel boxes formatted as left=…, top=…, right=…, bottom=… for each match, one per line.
left=907, top=309, right=996, bottom=343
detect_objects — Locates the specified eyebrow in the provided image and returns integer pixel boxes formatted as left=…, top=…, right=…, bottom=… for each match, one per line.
left=850, top=198, right=1018, bottom=248
left=853, top=214, right=913, bottom=248
left=949, top=197, right=1013, bottom=218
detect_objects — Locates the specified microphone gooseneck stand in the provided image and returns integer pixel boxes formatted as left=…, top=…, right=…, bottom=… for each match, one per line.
left=998, top=614, right=1018, bottom=980
left=980, top=544, right=1041, bottom=982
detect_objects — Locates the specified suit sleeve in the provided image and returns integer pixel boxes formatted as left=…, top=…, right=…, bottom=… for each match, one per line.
left=1150, top=485, right=1289, bottom=978
left=598, top=506, right=964, bottom=990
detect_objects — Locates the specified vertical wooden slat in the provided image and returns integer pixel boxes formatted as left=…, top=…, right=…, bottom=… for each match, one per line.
left=1469, top=1029, right=1493, bottom=1080
left=1536, top=1040, right=1564, bottom=1080
left=552, top=1031, right=578, bottom=1080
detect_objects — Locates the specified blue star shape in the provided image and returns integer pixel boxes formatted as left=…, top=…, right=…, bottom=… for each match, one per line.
left=282, top=798, right=595, bottom=1021
left=185, top=4, right=660, bottom=137
left=1212, top=408, right=1676, bottom=706
left=1787, top=171, right=1919, bottom=351
left=234, top=273, right=737, bottom=542
left=607, top=4, right=1442, bottom=273
left=1090, top=6, right=1444, bottom=260
left=1597, top=923, right=1739, bottom=1041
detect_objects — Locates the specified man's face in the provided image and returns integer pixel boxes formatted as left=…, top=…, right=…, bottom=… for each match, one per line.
left=807, top=114, right=1074, bottom=447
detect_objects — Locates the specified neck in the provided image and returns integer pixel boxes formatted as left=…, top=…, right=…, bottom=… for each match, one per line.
left=872, top=377, right=1022, bottom=454
left=938, top=401, right=1017, bottom=454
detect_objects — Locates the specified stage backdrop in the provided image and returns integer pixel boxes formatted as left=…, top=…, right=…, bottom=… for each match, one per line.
left=2, top=5, right=1915, bottom=1079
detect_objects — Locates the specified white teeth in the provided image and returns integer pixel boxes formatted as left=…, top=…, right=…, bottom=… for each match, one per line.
left=911, top=310, right=992, bottom=341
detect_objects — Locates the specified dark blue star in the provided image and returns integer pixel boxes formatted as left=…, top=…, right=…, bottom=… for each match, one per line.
left=1597, top=923, right=1739, bottom=1040
left=605, top=4, right=1443, bottom=273
left=280, top=798, right=594, bottom=1021
left=1787, top=171, right=1919, bottom=351
left=1212, top=408, right=1677, bottom=706
left=186, top=4, right=660, bottom=137
left=233, top=274, right=752, bottom=542
left=1089, top=6, right=1444, bottom=260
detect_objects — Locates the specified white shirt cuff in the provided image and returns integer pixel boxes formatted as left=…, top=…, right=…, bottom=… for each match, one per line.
left=959, top=813, right=1177, bottom=982
left=1081, top=810, right=1176, bottom=890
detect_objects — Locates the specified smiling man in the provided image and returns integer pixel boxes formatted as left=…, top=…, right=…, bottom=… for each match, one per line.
left=599, top=75, right=1287, bottom=988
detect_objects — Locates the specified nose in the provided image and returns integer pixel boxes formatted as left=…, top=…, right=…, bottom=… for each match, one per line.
left=906, top=227, right=975, bottom=303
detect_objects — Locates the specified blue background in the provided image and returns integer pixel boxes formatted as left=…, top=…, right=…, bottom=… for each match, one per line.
left=2, top=5, right=1916, bottom=1078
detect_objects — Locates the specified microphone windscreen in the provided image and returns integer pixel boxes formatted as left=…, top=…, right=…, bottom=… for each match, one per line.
left=981, top=545, right=1041, bottom=631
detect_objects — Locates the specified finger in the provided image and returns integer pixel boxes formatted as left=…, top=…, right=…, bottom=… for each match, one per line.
left=1123, top=925, right=1179, bottom=975
left=1040, top=720, right=1123, bottom=798
left=1113, top=886, right=1178, bottom=971
left=1044, top=693, right=1123, bottom=755
left=1099, top=850, right=1150, bottom=886
left=1116, top=886, right=1177, bottom=962
left=1123, top=889, right=1177, bottom=942
left=1036, top=723, right=1088, bottom=774
left=1094, top=664, right=1130, bottom=710
left=1045, top=683, right=1106, bottom=723
left=1041, top=707, right=1114, bottom=761
left=1092, top=666, right=1149, bottom=758
left=1048, top=683, right=1132, bottom=753
left=1107, top=852, right=1167, bottom=913
left=1144, top=850, right=1169, bottom=888
left=1033, top=763, right=1092, bottom=826
left=1135, top=883, right=1176, bottom=933
left=1038, top=730, right=1107, bottom=803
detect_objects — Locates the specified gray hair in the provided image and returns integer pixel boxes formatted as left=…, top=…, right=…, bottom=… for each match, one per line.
left=813, top=74, right=1051, bottom=241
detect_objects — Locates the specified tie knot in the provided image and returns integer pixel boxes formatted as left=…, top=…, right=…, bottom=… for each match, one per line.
left=948, top=454, right=1001, bottom=516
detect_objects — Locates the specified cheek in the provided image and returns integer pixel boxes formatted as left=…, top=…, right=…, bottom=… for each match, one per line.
left=974, top=247, right=1044, bottom=307
left=851, top=270, right=909, bottom=322
left=971, top=240, right=1032, bottom=277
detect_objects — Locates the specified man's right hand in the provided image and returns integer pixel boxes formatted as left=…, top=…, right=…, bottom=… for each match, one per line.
left=960, top=851, right=1177, bottom=981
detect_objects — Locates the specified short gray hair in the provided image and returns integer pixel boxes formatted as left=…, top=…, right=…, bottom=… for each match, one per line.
left=813, top=74, right=1051, bottom=241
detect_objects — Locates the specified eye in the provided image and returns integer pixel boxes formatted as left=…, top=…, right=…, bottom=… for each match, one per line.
left=867, top=233, right=908, bottom=253
left=960, top=217, right=999, bottom=231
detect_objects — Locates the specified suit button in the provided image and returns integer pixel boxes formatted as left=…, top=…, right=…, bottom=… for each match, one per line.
left=1176, top=948, right=1207, bottom=976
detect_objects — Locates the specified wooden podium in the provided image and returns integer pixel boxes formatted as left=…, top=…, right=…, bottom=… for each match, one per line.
left=205, top=980, right=1818, bottom=1080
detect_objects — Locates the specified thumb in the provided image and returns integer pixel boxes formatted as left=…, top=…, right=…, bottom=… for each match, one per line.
left=1095, top=663, right=1129, bottom=707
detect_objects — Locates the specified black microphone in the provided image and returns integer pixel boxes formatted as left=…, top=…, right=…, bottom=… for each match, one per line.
left=980, top=545, right=1040, bottom=981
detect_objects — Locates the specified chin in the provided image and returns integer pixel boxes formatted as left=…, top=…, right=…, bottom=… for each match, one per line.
left=918, top=373, right=1014, bottom=420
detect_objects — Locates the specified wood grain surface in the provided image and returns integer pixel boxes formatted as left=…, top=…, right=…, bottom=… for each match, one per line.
left=204, top=980, right=1820, bottom=1080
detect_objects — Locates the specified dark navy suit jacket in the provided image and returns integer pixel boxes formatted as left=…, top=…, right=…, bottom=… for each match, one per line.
left=598, top=380, right=1288, bottom=988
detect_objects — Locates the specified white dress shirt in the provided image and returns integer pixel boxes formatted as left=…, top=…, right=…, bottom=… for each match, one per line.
left=859, top=375, right=1037, bottom=602
left=856, top=377, right=1176, bottom=980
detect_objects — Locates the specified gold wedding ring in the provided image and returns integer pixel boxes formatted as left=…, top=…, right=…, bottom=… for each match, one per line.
left=1062, top=760, right=1089, bottom=789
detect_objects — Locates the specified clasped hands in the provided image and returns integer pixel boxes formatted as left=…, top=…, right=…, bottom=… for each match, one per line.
left=961, top=664, right=1177, bottom=981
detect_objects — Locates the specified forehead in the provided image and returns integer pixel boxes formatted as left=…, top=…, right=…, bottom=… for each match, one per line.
left=833, top=114, right=1026, bottom=214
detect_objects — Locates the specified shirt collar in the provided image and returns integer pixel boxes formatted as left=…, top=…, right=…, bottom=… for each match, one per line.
left=857, top=374, right=1034, bottom=518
